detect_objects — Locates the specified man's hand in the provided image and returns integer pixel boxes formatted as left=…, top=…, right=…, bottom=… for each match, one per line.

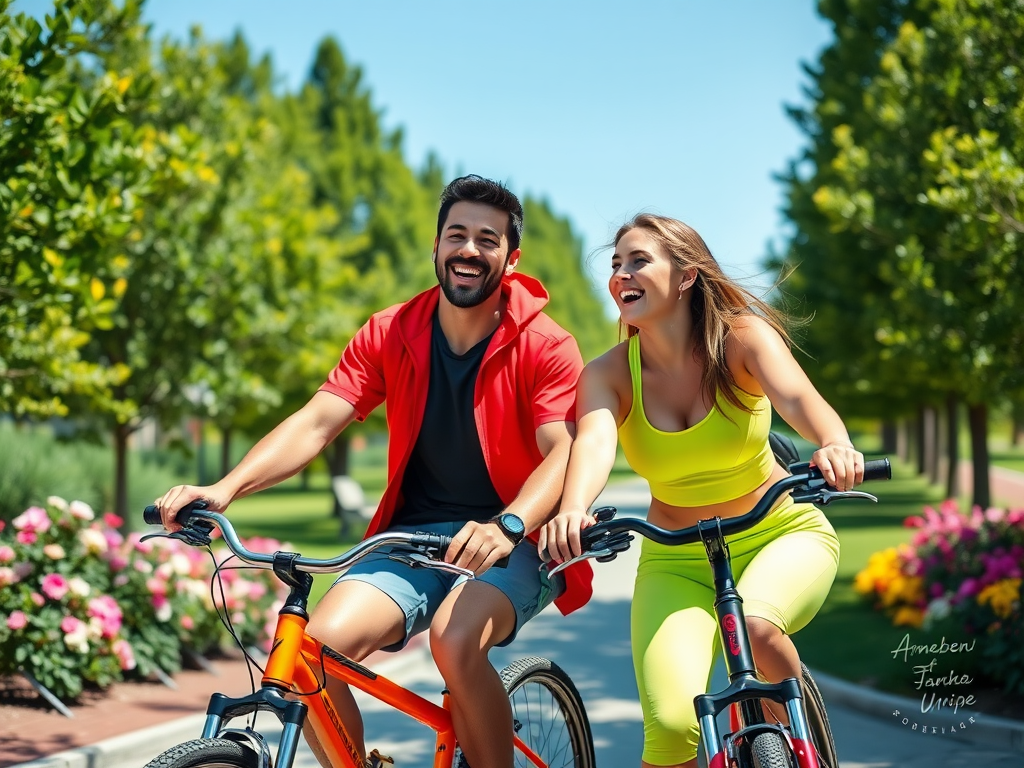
left=445, top=520, right=515, bottom=575
left=537, top=509, right=595, bottom=564
left=152, top=484, right=233, bottom=532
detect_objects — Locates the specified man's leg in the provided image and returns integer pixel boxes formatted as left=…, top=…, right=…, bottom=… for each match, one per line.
left=303, top=580, right=408, bottom=767
left=429, top=580, right=518, bottom=768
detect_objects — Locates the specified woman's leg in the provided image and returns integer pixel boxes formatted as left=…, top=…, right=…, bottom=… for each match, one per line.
left=734, top=504, right=840, bottom=722
left=632, top=564, right=719, bottom=768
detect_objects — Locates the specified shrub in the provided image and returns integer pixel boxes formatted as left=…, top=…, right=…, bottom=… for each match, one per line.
left=0, top=497, right=289, bottom=700
left=0, top=425, right=189, bottom=526
left=855, top=500, right=1024, bottom=695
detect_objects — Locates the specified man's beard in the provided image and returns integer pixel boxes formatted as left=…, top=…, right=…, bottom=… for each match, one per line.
left=435, top=255, right=506, bottom=308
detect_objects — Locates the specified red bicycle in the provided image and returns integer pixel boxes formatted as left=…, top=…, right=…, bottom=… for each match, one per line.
left=548, top=457, right=892, bottom=768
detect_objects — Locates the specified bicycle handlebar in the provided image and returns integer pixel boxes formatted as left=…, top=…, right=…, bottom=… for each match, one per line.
left=142, top=503, right=459, bottom=576
left=548, top=458, right=891, bottom=574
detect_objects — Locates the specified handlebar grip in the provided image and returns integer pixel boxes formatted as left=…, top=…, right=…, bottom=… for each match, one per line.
left=863, top=458, right=892, bottom=481
left=143, top=500, right=208, bottom=527
left=410, top=532, right=454, bottom=561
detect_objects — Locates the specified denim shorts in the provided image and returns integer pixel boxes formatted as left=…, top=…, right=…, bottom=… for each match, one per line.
left=334, top=521, right=565, bottom=651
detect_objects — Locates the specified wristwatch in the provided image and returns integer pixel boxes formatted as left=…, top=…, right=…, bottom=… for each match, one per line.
left=489, top=513, right=526, bottom=546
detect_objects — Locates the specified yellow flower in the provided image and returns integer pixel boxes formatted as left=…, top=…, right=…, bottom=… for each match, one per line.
left=977, top=578, right=1021, bottom=620
left=893, top=606, right=924, bottom=628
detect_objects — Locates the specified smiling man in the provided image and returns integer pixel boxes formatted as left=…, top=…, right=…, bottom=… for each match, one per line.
left=153, top=175, right=593, bottom=768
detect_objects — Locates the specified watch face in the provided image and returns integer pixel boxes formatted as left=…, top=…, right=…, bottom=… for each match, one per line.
left=501, top=514, right=525, bottom=535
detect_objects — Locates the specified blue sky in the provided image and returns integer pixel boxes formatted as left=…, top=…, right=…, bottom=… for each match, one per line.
left=15, top=0, right=833, bottom=303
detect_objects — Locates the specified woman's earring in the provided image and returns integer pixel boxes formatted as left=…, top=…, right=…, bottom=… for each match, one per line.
left=678, top=282, right=685, bottom=300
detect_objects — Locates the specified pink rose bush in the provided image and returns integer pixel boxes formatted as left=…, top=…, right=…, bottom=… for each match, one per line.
left=855, top=500, right=1024, bottom=695
left=1, top=497, right=289, bottom=700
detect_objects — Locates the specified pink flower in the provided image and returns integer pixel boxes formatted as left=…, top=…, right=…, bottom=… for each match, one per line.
left=152, top=594, right=172, bottom=621
left=146, top=577, right=168, bottom=597
left=984, top=507, right=1006, bottom=524
left=957, top=578, right=980, bottom=599
left=6, top=611, right=28, bottom=631
left=104, top=513, right=124, bottom=529
left=113, top=574, right=129, bottom=588
left=30, top=592, right=45, bottom=607
left=0, top=567, right=17, bottom=587
left=16, top=531, right=37, bottom=545
left=107, top=553, right=129, bottom=572
left=43, top=544, right=65, bottom=560
left=129, top=533, right=154, bottom=555
left=41, top=573, right=70, bottom=600
left=248, top=582, right=267, bottom=601
left=61, top=615, right=85, bottom=634
left=13, top=506, right=51, bottom=534
left=113, top=639, right=136, bottom=671
left=87, top=595, right=123, bottom=638
left=0, top=545, right=15, bottom=563
left=103, top=528, right=124, bottom=550
left=180, top=615, right=195, bottom=630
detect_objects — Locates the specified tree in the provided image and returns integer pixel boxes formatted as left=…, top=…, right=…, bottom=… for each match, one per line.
left=776, top=0, right=1024, bottom=505
left=0, top=0, right=145, bottom=418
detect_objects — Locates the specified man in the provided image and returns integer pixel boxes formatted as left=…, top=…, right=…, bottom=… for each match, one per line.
left=154, top=175, right=594, bottom=768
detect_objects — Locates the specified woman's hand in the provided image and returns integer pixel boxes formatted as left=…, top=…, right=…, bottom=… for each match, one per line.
left=809, top=442, right=864, bottom=491
left=538, top=509, right=596, bottom=564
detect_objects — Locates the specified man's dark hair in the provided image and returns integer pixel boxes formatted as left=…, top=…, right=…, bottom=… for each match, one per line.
left=436, top=175, right=524, bottom=253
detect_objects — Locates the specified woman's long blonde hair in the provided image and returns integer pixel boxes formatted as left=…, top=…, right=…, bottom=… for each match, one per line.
left=615, top=213, right=793, bottom=415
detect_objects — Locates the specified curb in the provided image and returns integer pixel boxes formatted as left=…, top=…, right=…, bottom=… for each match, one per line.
left=811, top=667, right=1024, bottom=753
left=10, top=638, right=432, bottom=768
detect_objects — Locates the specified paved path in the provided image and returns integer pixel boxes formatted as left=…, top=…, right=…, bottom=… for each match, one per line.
left=256, top=479, right=1020, bottom=768
left=958, top=460, right=1024, bottom=508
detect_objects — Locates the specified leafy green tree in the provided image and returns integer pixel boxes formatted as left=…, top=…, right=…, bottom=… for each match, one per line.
left=518, top=198, right=616, bottom=363
left=776, top=0, right=1024, bottom=504
left=0, top=0, right=145, bottom=418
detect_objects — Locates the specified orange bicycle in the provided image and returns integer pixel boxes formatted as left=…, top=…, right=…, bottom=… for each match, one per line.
left=140, top=503, right=595, bottom=768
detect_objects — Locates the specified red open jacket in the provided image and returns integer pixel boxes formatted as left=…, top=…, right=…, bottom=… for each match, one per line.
left=320, top=273, right=594, bottom=615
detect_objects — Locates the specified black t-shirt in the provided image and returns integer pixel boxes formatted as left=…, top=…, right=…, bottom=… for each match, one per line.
left=393, top=311, right=504, bottom=526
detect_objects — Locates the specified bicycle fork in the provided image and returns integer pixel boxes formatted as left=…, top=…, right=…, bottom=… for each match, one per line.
left=694, top=519, right=820, bottom=768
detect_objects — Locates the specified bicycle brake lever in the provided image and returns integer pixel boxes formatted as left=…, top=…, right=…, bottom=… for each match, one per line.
left=140, top=519, right=215, bottom=547
left=387, top=552, right=477, bottom=579
left=792, top=488, right=878, bottom=505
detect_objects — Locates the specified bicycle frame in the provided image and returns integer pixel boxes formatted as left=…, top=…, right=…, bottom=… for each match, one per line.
left=197, top=565, right=549, bottom=768
left=693, top=518, right=820, bottom=768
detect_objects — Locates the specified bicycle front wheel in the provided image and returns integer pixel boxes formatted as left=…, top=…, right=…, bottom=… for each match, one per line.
left=144, top=739, right=260, bottom=768
left=800, top=663, right=838, bottom=768
left=500, top=656, right=595, bottom=768
left=749, top=732, right=795, bottom=768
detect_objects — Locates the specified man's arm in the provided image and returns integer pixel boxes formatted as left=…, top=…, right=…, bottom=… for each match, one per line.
left=154, top=391, right=358, bottom=530
left=445, top=420, right=574, bottom=574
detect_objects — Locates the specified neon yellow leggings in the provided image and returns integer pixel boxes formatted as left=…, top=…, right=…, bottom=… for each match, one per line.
left=631, top=497, right=840, bottom=766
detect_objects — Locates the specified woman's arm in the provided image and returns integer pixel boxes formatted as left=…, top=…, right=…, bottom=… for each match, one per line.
left=732, top=316, right=864, bottom=491
left=537, top=359, right=622, bottom=562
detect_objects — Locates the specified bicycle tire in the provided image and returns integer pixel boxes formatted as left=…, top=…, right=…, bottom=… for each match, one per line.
left=749, top=732, right=795, bottom=768
left=498, top=656, right=595, bottom=768
left=143, top=739, right=260, bottom=768
left=800, top=663, right=838, bottom=768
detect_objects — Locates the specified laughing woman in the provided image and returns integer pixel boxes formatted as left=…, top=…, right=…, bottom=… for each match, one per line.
left=538, top=214, right=862, bottom=768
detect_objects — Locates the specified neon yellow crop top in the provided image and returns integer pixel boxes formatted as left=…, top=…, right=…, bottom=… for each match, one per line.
left=618, top=334, right=776, bottom=507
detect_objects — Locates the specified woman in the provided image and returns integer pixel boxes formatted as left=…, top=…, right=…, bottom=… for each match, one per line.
left=538, top=214, right=862, bottom=768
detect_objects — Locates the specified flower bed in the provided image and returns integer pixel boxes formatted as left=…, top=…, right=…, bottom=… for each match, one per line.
left=0, top=498, right=288, bottom=700
left=855, top=500, right=1024, bottom=695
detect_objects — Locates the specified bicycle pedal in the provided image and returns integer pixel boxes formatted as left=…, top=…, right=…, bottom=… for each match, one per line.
left=364, top=749, right=394, bottom=768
